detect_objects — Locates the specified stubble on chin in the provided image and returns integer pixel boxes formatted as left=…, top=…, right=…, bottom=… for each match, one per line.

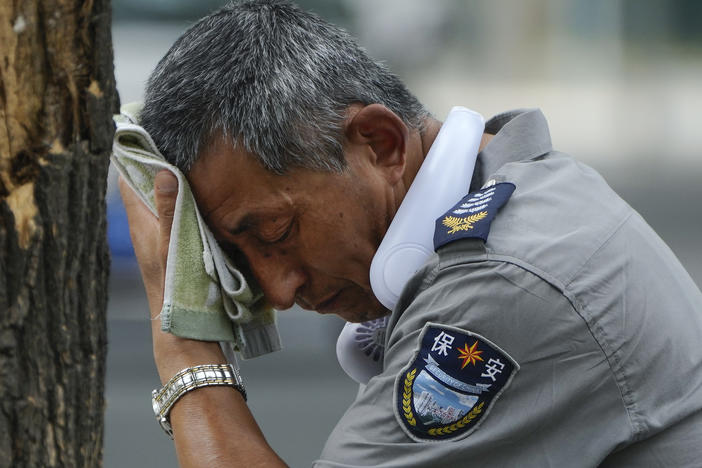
left=340, top=297, right=390, bottom=323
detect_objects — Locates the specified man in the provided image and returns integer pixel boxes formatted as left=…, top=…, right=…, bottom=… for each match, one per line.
left=120, top=1, right=702, bottom=466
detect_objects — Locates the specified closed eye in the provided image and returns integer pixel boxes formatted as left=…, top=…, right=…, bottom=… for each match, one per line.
left=274, top=223, right=293, bottom=243
left=260, top=219, right=295, bottom=244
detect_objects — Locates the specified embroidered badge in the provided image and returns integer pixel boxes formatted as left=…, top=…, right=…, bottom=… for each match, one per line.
left=394, top=323, right=519, bottom=442
left=433, top=182, right=515, bottom=250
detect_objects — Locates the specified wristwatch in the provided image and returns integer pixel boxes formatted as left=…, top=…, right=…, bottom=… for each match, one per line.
left=151, top=363, right=246, bottom=438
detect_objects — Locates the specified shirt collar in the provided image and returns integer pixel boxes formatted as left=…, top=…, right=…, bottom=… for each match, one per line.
left=471, top=109, right=553, bottom=189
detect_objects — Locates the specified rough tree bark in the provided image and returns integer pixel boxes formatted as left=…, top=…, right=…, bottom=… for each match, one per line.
left=0, top=1, right=117, bottom=467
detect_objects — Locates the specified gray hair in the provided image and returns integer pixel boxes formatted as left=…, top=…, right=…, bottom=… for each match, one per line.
left=140, top=0, right=429, bottom=174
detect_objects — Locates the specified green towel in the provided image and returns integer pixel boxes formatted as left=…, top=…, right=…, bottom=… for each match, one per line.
left=111, top=102, right=280, bottom=359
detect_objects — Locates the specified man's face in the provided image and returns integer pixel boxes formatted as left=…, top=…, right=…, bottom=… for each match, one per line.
left=188, top=138, right=391, bottom=322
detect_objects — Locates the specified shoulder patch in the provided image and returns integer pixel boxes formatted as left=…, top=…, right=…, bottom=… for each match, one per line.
left=394, top=323, right=519, bottom=442
left=433, top=182, right=515, bottom=251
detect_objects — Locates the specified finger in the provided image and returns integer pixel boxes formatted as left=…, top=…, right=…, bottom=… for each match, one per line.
left=118, top=175, right=159, bottom=251
left=118, top=175, right=164, bottom=319
left=118, top=176, right=156, bottom=225
left=153, top=170, right=179, bottom=266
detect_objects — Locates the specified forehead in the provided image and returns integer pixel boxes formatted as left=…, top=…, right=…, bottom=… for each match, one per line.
left=186, top=139, right=347, bottom=237
left=188, top=139, right=287, bottom=218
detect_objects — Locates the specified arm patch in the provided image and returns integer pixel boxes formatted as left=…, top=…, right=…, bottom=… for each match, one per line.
left=394, top=323, right=519, bottom=442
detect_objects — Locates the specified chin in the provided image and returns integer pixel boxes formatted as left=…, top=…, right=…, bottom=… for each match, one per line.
left=335, top=299, right=390, bottom=323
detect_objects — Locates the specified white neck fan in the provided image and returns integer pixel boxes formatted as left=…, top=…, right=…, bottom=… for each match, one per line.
left=336, top=107, right=485, bottom=384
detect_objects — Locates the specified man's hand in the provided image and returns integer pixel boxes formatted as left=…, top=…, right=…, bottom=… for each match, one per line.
left=118, top=171, right=169, bottom=319
left=118, top=171, right=224, bottom=382
left=118, top=170, right=286, bottom=467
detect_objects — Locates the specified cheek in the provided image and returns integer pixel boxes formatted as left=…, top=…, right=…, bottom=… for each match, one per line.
left=302, top=211, right=376, bottom=277
left=294, top=176, right=383, bottom=282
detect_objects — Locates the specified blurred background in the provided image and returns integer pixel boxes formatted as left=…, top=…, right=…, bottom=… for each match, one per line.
left=105, top=1, right=702, bottom=466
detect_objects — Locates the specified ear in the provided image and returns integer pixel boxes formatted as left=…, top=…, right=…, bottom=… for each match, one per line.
left=345, top=104, right=409, bottom=184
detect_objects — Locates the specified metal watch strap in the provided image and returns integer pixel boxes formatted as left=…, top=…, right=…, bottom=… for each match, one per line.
left=151, top=363, right=246, bottom=438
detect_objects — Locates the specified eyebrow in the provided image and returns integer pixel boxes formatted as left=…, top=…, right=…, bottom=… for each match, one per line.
left=227, top=212, right=276, bottom=236
left=225, top=206, right=291, bottom=236
left=223, top=213, right=258, bottom=236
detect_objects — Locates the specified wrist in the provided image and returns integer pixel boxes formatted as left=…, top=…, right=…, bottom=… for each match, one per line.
left=152, top=363, right=246, bottom=439
left=153, top=332, right=227, bottom=385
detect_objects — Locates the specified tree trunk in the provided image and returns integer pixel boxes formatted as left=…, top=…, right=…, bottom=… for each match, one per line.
left=0, top=1, right=117, bottom=466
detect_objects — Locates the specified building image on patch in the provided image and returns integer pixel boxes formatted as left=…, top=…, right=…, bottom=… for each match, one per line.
left=412, top=369, right=478, bottom=426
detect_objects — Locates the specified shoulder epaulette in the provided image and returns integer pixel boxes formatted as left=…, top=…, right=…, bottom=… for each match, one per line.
left=433, top=182, right=515, bottom=250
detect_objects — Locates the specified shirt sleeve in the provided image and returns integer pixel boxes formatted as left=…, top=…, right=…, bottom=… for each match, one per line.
left=314, top=252, right=633, bottom=468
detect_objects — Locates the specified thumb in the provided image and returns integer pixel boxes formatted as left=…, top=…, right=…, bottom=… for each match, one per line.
left=154, top=170, right=179, bottom=266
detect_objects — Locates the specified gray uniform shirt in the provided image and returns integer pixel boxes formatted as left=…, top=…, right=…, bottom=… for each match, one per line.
left=313, top=109, right=702, bottom=467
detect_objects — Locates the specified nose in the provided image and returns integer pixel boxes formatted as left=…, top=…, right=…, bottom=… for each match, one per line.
left=246, top=248, right=306, bottom=310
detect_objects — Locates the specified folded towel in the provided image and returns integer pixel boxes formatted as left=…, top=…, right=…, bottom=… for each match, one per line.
left=111, top=102, right=280, bottom=359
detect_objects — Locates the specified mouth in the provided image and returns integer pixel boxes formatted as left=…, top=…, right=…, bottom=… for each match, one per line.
left=314, top=289, right=344, bottom=314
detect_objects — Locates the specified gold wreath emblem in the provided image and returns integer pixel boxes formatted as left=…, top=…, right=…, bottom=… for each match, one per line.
left=427, top=401, right=485, bottom=436
left=442, top=211, right=488, bottom=235
left=402, top=369, right=418, bottom=426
